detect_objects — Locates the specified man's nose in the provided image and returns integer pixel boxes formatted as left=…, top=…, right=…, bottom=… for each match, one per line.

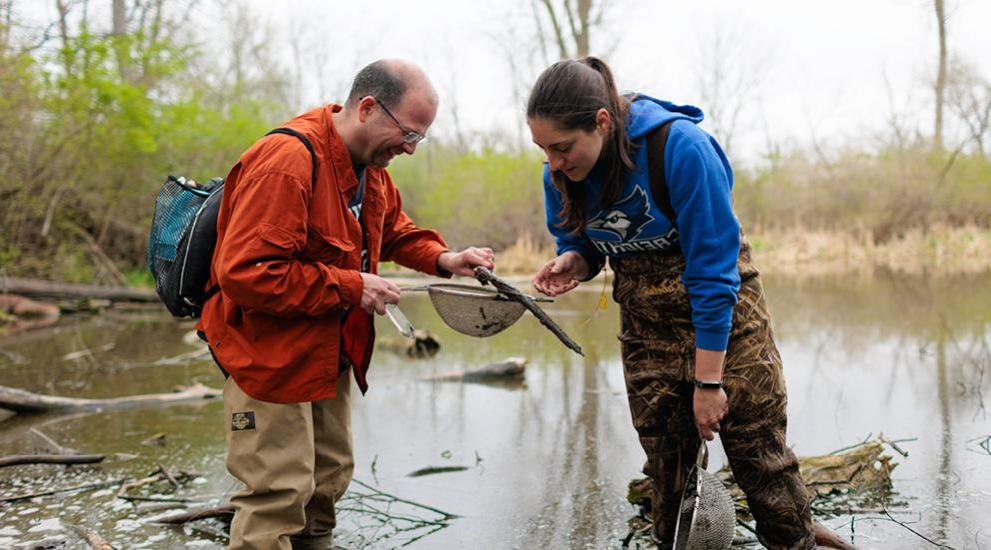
left=402, top=141, right=417, bottom=155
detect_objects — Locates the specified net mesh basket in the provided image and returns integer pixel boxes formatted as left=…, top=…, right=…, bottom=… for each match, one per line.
left=426, top=284, right=525, bottom=337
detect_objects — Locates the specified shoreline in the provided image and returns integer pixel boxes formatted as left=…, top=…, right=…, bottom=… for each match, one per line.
left=389, top=224, right=991, bottom=280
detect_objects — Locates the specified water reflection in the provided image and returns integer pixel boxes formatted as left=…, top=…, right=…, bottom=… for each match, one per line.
left=0, top=272, right=987, bottom=548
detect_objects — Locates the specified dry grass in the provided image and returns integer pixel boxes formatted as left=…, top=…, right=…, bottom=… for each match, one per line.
left=383, top=226, right=991, bottom=279
left=492, top=233, right=557, bottom=275
left=750, top=224, right=991, bottom=277
left=488, top=226, right=991, bottom=277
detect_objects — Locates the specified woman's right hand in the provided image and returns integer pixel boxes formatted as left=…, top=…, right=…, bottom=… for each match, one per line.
left=532, top=251, right=589, bottom=296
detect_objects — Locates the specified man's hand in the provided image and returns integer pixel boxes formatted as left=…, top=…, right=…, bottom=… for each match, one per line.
left=437, top=247, right=495, bottom=277
left=359, top=273, right=400, bottom=315
left=532, top=251, right=588, bottom=297
left=693, top=388, right=728, bottom=441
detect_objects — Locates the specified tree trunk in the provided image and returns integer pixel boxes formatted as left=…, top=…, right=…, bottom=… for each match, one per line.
left=934, top=0, right=948, bottom=151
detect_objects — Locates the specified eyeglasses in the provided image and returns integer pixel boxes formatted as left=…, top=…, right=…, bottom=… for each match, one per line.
left=377, top=99, right=426, bottom=144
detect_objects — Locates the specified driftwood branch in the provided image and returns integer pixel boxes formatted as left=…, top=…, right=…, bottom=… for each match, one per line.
left=117, top=472, right=168, bottom=497
left=29, top=427, right=74, bottom=454
left=152, top=504, right=235, bottom=524
left=473, top=267, right=583, bottom=356
left=0, top=453, right=105, bottom=468
left=0, top=276, right=157, bottom=303
left=1, top=478, right=125, bottom=503
left=66, top=523, right=113, bottom=550
left=0, top=383, right=221, bottom=414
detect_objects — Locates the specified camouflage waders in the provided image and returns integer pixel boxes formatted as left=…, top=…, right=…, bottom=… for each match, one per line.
left=611, top=235, right=815, bottom=550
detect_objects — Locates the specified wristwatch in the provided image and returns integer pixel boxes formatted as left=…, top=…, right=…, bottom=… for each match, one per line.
left=693, top=379, right=724, bottom=390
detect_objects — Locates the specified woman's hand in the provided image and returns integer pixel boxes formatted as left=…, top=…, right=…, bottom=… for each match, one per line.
left=532, top=251, right=589, bottom=296
left=693, top=387, right=728, bottom=441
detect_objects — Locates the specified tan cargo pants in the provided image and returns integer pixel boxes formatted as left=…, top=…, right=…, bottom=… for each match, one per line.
left=223, top=371, right=353, bottom=550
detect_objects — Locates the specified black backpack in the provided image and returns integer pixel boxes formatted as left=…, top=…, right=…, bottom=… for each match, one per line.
left=646, top=120, right=677, bottom=224
left=147, top=128, right=317, bottom=317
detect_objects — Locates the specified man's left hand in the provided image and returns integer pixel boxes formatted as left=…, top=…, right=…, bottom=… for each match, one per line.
left=437, top=247, right=495, bottom=277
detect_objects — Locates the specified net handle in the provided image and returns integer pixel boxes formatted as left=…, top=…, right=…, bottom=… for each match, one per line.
left=695, top=438, right=708, bottom=469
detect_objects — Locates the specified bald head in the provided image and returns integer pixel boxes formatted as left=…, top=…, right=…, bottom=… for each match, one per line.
left=346, top=59, right=437, bottom=110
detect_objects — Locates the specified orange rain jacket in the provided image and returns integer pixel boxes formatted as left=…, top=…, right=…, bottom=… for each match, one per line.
left=196, top=104, right=449, bottom=403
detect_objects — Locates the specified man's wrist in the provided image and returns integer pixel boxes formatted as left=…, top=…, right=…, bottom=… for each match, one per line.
left=435, top=250, right=453, bottom=277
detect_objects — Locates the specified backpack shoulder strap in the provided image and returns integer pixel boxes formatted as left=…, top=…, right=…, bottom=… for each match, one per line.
left=646, top=120, right=676, bottom=223
left=266, top=127, right=318, bottom=187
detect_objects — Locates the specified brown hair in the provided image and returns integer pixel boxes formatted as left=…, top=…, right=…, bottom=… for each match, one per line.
left=526, top=56, right=634, bottom=233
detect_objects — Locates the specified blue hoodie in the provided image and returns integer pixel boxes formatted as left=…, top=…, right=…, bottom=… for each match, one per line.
left=543, top=95, right=740, bottom=351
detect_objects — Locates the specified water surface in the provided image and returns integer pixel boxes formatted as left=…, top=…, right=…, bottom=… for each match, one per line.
left=0, top=272, right=988, bottom=549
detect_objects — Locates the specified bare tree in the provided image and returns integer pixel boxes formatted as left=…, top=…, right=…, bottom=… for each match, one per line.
left=946, top=56, right=991, bottom=158
left=487, top=0, right=619, bottom=150
left=532, top=0, right=612, bottom=61
left=933, top=0, right=948, bottom=150
left=216, top=0, right=292, bottom=111
left=692, top=19, right=772, bottom=157
left=880, top=69, right=917, bottom=152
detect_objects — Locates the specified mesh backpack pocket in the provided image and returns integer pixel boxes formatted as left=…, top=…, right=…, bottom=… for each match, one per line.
left=148, top=175, right=223, bottom=317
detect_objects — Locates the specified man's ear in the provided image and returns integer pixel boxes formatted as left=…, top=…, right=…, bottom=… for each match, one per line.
left=356, top=96, right=377, bottom=123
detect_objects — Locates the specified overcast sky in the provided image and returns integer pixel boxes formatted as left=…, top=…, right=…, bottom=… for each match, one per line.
left=240, top=0, right=991, bottom=164
left=18, top=0, right=991, bottom=165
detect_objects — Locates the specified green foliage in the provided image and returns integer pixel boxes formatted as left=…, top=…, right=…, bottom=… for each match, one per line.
left=0, top=17, right=281, bottom=283
left=123, top=268, right=155, bottom=289
left=390, top=144, right=550, bottom=250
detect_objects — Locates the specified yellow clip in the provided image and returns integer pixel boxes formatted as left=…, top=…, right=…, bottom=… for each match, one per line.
left=583, top=263, right=610, bottom=326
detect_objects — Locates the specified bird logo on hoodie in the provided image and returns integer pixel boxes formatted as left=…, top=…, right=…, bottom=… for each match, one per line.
left=587, top=187, right=654, bottom=242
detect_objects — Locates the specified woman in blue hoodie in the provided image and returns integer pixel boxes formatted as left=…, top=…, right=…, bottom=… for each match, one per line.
left=528, top=57, right=821, bottom=549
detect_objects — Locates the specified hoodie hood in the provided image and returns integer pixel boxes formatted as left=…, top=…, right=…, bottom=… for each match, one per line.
left=626, top=94, right=704, bottom=140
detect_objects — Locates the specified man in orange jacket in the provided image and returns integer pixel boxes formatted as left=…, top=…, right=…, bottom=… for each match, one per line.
left=196, top=59, right=494, bottom=549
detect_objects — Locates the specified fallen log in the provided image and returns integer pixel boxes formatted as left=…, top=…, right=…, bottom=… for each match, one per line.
left=0, top=453, right=105, bottom=468
left=0, top=294, right=61, bottom=334
left=0, top=276, right=157, bottom=303
left=423, top=357, right=526, bottom=383
left=0, top=383, right=222, bottom=414
left=0, top=295, right=60, bottom=319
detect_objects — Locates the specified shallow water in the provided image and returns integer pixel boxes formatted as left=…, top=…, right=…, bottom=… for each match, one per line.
left=0, top=272, right=988, bottom=549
